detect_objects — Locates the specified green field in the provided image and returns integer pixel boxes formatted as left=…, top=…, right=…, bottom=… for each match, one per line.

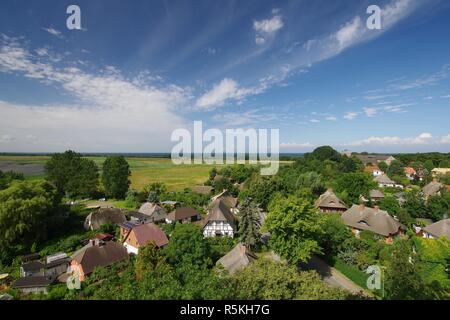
left=0, top=156, right=222, bottom=191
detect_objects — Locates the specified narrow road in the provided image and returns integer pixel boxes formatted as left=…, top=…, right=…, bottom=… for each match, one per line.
left=300, top=255, right=370, bottom=296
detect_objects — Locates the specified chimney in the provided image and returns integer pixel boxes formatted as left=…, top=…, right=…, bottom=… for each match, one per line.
left=359, top=203, right=365, bottom=211
left=240, top=244, right=247, bottom=255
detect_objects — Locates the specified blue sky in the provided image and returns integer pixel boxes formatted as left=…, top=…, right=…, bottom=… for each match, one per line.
left=0, top=0, right=449, bottom=153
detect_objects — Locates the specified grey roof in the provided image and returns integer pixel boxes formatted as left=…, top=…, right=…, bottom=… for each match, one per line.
left=422, top=219, right=450, bottom=239
left=204, top=199, right=236, bottom=229
left=422, top=180, right=443, bottom=197
left=374, top=174, right=395, bottom=185
left=22, top=261, right=44, bottom=273
left=138, top=202, right=167, bottom=221
left=315, top=189, right=347, bottom=209
left=84, top=208, right=126, bottom=230
left=341, top=204, right=405, bottom=237
left=369, top=189, right=385, bottom=199
left=217, top=243, right=257, bottom=274
left=13, top=276, right=54, bottom=288
left=191, top=186, right=214, bottom=195
left=356, top=154, right=395, bottom=165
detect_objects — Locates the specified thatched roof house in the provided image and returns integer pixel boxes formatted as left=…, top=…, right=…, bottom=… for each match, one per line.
left=422, top=219, right=450, bottom=240
left=422, top=180, right=443, bottom=198
left=138, top=202, right=167, bottom=223
left=84, top=208, right=126, bottom=230
left=203, top=199, right=236, bottom=238
left=315, top=189, right=347, bottom=213
left=341, top=204, right=405, bottom=242
left=217, top=243, right=257, bottom=275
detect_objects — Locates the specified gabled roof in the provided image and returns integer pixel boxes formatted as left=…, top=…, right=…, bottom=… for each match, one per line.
left=217, top=243, right=257, bottom=275
left=127, top=223, right=169, bottom=248
left=364, top=165, right=381, bottom=173
left=374, top=174, right=395, bottom=185
left=369, top=189, right=385, bottom=199
left=356, top=154, right=395, bottom=164
left=211, top=190, right=238, bottom=208
left=422, top=219, right=450, bottom=240
left=422, top=180, right=443, bottom=197
left=166, top=207, right=199, bottom=222
left=22, top=260, right=44, bottom=273
left=315, top=189, right=347, bottom=209
left=13, top=276, right=54, bottom=288
left=71, top=241, right=128, bottom=275
left=138, top=202, right=166, bottom=217
left=404, top=167, right=416, bottom=175
left=204, top=199, right=236, bottom=229
left=341, top=204, right=405, bottom=237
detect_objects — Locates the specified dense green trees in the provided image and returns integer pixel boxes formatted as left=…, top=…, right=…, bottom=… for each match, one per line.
left=45, top=150, right=99, bottom=198
left=0, top=170, right=24, bottom=190
left=102, top=156, right=131, bottom=199
left=238, top=198, right=261, bottom=249
left=264, top=195, right=324, bottom=264
left=234, top=259, right=349, bottom=300
left=165, top=224, right=211, bottom=267
left=0, top=180, right=59, bottom=263
left=334, top=172, right=376, bottom=205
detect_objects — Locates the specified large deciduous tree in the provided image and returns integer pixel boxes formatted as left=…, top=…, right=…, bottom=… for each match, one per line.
left=264, top=195, right=324, bottom=264
left=45, top=150, right=99, bottom=198
left=0, top=180, right=59, bottom=263
left=101, top=156, right=131, bottom=199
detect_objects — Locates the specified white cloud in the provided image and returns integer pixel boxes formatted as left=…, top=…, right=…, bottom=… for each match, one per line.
left=309, top=119, right=320, bottom=123
left=344, top=112, right=358, bottom=120
left=326, top=116, right=337, bottom=121
left=441, top=95, right=450, bottom=99
left=42, top=27, right=63, bottom=39
left=440, top=134, right=450, bottom=144
left=390, top=64, right=450, bottom=90
left=0, top=35, right=189, bottom=152
left=280, top=142, right=313, bottom=150
left=363, top=107, right=378, bottom=117
left=346, top=132, right=436, bottom=147
left=0, top=134, right=15, bottom=143
left=253, top=11, right=283, bottom=45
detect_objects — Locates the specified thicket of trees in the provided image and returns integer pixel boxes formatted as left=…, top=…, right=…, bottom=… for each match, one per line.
left=45, top=150, right=99, bottom=198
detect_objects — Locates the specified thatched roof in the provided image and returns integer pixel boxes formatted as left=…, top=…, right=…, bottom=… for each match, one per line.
left=422, top=180, right=443, bottom=197
left=84, top=208, right=126, bottom=230
left=211, top=190, right=238, bottom=208
left=138, top=202, right=167, bottom=222
left=422, top=219, right=450, bottom=239
left=315, top=189, right=347, bottom=209
left=217, top=243, right=257, bottom=274
left=369, top=189, right=385, bottom=199
left=374, top=174, right=395, bottom=185
left=204, top=199, right=236, bottom=229
left=341, top=204, right=405, bottom=237
left=191, top=186, right=214, bottom=195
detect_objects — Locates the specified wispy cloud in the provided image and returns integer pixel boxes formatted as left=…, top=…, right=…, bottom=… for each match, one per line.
left=345, top=132, right=437, bottom=147
left=0, top=34, right=189, bottom=152
left=344, top=112, right=359, bottom=120
left=42, top=27, right=64, bottom=39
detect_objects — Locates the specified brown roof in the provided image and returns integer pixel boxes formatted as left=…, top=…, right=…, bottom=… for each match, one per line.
left=84, top=208, right=126, bottom=230
left=217, top=243, right=257, bottom=274
left=315, top=189, right=347, bottom=209
left=191, top=186, right=214, bottom=195
left=204, top=199, right=236, bottom=229
left=211, top=190, right=238, bottom=208
left=71, top=241, right=129, bottom=275
left=374, top=174, right=395, bottom=185
left=341, top=204, right=405, bottom=237
left=166, top=207, right=200, bottom=222
left=422, top=219, right=450, bottom=240
left=404, top=167, right=416, bottom=175
left=422, top=180, right=443, bottom=197
left=356, top=154, right=395, bottom=165
left=364, top=165, right=381, bottom=174
left=129, top=223, right=169, bottom=248
left=369, top=189, right=385, bottom=199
